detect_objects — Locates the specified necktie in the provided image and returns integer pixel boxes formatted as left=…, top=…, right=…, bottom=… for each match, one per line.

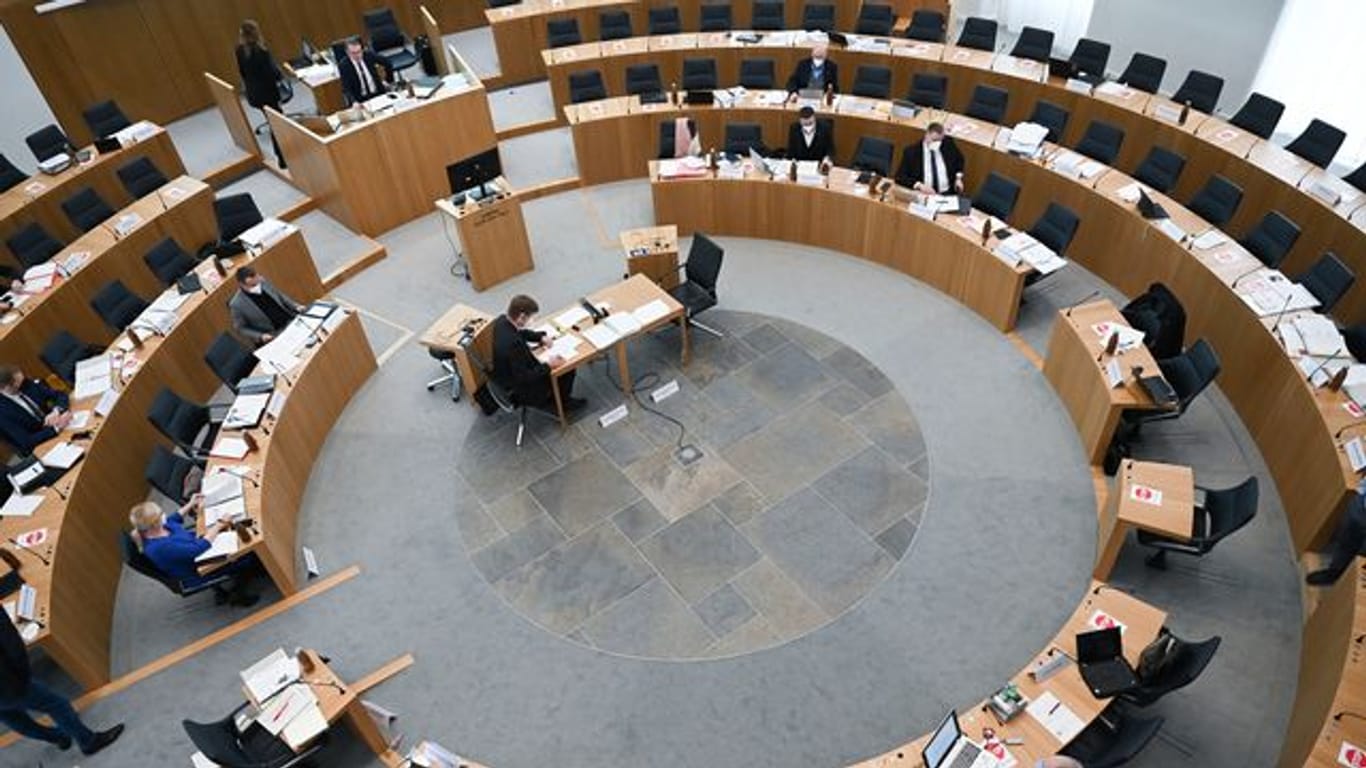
left=18, top=392, right=41, bottom=421
left=356, top=59, right=375, bottom=97
left=930, top=148, right=941, bottom=191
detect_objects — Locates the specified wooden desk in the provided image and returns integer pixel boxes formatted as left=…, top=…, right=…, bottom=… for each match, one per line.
left=1095, top=460, right=1194, bottom=578
left=434, top=178, right=535, bottom=291
left=621, top=224, right=679, bottom=289
left=283, top=62, right=346, bottom=115
left=420, top=304, right=495, bottom=407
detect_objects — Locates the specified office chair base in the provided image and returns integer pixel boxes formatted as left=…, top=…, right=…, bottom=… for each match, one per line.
left=515, top=408, right=528, bottom=447
left=425, top=373, right=461, bottom=401
left=689, top=319, right=724, bottom=338
left=1144, top=549, right=1169, bottom=569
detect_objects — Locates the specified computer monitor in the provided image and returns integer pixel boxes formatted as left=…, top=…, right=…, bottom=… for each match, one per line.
left=446, top=148, right=503, bottom=200
left=922, top=710, right=961, bottom=768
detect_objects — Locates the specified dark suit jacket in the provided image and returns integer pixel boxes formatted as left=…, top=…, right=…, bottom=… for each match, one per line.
left=0, top=614, right=30, bottom=700
left=235, top=44, right=282, bottom=109
left=337, top=50, right=387, bottom=105
left=785, top=58, right=840, bottom=94
left=895, top=137, right=966, bottom=191
left=491, top=316, right=551, bottom=406
left=786, top=120, right=835, bottom=161
left=0, top=379, right=69, bottom=456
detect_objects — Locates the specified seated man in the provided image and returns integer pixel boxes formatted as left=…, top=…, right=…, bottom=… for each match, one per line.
left=785, top=43, right=840, bottom=94
left=128, top=498, right=259, bottom=606
left=492, top=295, right=586, bottom=412
left=0, top=364, right=69, bottom=455
left=230, top=266, right=305, bottom=345
left=895, top=122, right=965, bottom=194
left=337, top=37, right=388, bottom=105
left=786, top=106, right=834, bottom=162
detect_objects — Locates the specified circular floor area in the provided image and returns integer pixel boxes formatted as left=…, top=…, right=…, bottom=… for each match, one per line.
left=453, top=311, right=930, bottom=659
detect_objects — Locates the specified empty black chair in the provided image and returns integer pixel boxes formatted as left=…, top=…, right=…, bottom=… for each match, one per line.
left=850, top=137, right=894, bottom=176
left=908, top=73, right=947, bottom=109
left=1121, top=283, right=1186, bottom=360
left=183, top=703, right=327, bottom=768
left=1009, top=26, right=1054, bottom=62
left=1122, top=634, right=1221, bottom=707
left=214, top=193, right=263, bottom=242
left=1118, top=52, right=1166, bottom=94
left=1029, top=100, right=1070, bottom=143
left=1075, top=120, right=1124, bottom=165
left=801, top=2, right=835, bottom=31
left=724, top=123, right=764, bottom=156
left=1170, top=69, right=1224, bottom=114
left=1061, top=713, right=1164, bottom=768
left=974, top=173, right=1020, bottom=221
left=1132, top=146, right=1186, bottom=194
left=1344, top=161, right=1366, bottom=195
left=1297, top=252, right=1355, bottom=313
left=739, top=59, right=776, bottom=89
left=855, top=3, right=893, bottom=36
left=204, top=332, right=258, bottom=391
left=145, top=445, right=198, bottom=505
left=964, top=85, right=1009, bottom=124
left=124, top=531, right=234, bottom=598
left=143, top=238, right=195, bottom=286
left=569, top=70, right=607, bottom=104
left=599, top=10, right=633, bottom=40
left=682, top=58, right=718, bottom=91
left=1186, top=174, right=1242, bottom=227
left=363, top=9, right=420, bottom=79
left=90, top=280, right=148, bottom=332
left=752, top=1, right=785, bottom=30
left=648, top=6, right=681, bottom=35
left=117, top=156, right=167, bottom=199
left=61, top=187, right=114, bottom=233
left=40, top=331, right=100, bottom=386
left=1239, top=211, right=1300, bottom=269
left=1028, top=203, right=1080, bottom=255
left=626, top=64, right=663, bottom=96
left=1138, top=476, right=1257, bottom=568
left=1069, top=38, right=1111, bottom=79
left=1128, top=338, right=1221, bottom=432
left=148, top=387, right=221, bottom=456
left=25, top=125, right=71, bottom=163
left=851, top=66, right=892, bottom=99
left=700, top=4, right=732, bottom=31
left=1285, top=118, right=1347, bottom=168
left=905, top=10, right=945, bottom=42
left=82, top=100, right=130, bottom=138
left=956, top=17, right=997, bottom=51
left=6, top=223, right=63, bottom=270
left=0, top=154, right=25, bottom=194
left=1228, top=92, right=1284, bottom=139
left=546, top=18, right=582, bottom=48
left=670, top=233, right=725, bottom=337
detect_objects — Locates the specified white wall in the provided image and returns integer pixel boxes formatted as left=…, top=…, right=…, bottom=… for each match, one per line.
left=0, top=23, right=59, bottom=175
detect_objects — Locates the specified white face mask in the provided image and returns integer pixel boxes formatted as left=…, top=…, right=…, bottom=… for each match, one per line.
left=801, top=121, right=816, bottom=132
left=244, top=283, right=263, bottom=295
left=926, top=140, right=942, bottom=152
left=812, top=57, right=825, bottom=67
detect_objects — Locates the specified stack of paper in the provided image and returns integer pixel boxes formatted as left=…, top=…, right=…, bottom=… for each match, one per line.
left=59, top=251, right=87, bottom=276
left=22, top=263, right=58, bottom=291
left=40, top=441, right=83, bottom=470
left=1052, top=151, right=1085, bottom=176
left=604, top=313, right=643, bottom=337
left=553, top=306, right=591, bottom=331
left=581, top=324, right=621, bottom=350
left=1019, top=243, right=1068, bottom=275
left=112, top=121, right=158, bottom=146
left=657, top=158, right=709, bottom=179
left=242, top=649, right=302, bottom=703
left=633, top=299, right=671, bottom=326
left=257, top=684, right=317, bottom=736
left=1092, top=321, right=1146, bottom=352
left=1191, top=230, right=1229, bottom=250
left=210, top=437, right=251, bottom=460
left=1026, top=692, right=1085, bottom=742
left=1156, top=218, right=1187, bottom=242
left=111, top=213, right=142, bottom=237
left=204, top=495, right=247, bottom=527
left=1115, top=183, right=1142, bottom=204
left=72, top=355, right=113, bottom=400
left=1239, top=274, right=1319, bottom=316
left=237, top=218, right=294, bottom=250
left=536, top=335, right=582, bottom=362
left=1004, top=122, right=1048, bottom=155
left=926, top=195, right=961, bottom=213
left=224, top=392, right=271, bottom=430
left=1095, top=81, right=1129, bottom=97
left=796, top=160, right=823, bottom=186
left=408, top=741, right=464, bottom=768
left=65, top=411, right=91, bottom=431
left=0, top=494, right=42, bottom=518
left=203, top=472, right=244, bottom=506
left=294, top=63, right=337, bottom=86
left=194, top=531, right=239, bottom=562
left=255, top=321, right=314, bottom=369
left=1294, top=314, right=1345, bottom=357
left=996, top=232, right=1040, bottom=262
left=1152, top=103, right=1183, bottom=123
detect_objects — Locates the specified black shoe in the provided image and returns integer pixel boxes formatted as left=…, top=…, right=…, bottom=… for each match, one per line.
left=54, top=734, right=72, bottom=751
left=213, top=586, right=230, bottom=605
left=1307, top=569, right=1340, bottom=586
left=230, top=590, right=261, bottom=607
left=81, top=724, right=123, bottom=756
left=565, top=396, right=589, bottom=412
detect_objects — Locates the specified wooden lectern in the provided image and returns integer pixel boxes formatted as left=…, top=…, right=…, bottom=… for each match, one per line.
left=435, top=176, right=535, bottom=291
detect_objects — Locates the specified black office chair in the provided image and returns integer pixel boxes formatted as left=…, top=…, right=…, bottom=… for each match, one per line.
left=700, top=4, right=732, bottom=31
left=214, top=193, right=264, bottom=242
left=142, top=238, right=195, bottom=287
left=117, top=156, right=168, bottom=200
left=204, top=332, right=259, bottom=392
left=670, top=233, right=725, bottom=337
left=569, top=70, right=607, bottom=103
left=682, top=58, right=719, bottom=91
left=648, top=6, right=681, bottom=35
left=1343, top=161, right=1366, bottom=195
left=1075, top=120, right=1124, bottom=165
left=1028, top=203, right=1080, bottom=256
left=657, top=119, right=698, bottom=159
left=1028, top=100, right=1070, bottom=144
left=724, top=123, right=764, bottom=156
left=964, top=85, right=1009, bottom=125
left=90, top=280, right=149, bottom=332
left=599, top=10, right=633, bottom=40
left=1124, top=338, right=1220, bottom=432
left=1228, top=92, right=1284, bottom=139
left=145, top=445, right=199, bottom=505
left=1009, top=26, right=1054, bottom=62
left=1186, top=174, right=1243, bottom=228
left=752, top=1, right=785, bottom=31
left=956, top=17, right=997, bottom=51
left=82, top=100, right=131, bottom=139
left=546, top=18, right=582, bottom=48
left=908, top=73, right=947, bottom=109
left=363, top=8, right=420, bottom=80
left=1138, top=476, right=1257, bottom=568
left=148, top=387, right=224, bottom=458
left=1285, top=119, right=1347, bottom=168
left=1346, top=325, right=1366, bottom=363
left=39, top=331, right=101, bottom=386
left=974, top=173, right=1020, bottom=221
left=124, top=530, right=235, bottom=598
left=26, top=125, right=71, bottom=163
left=1122, top=634, right=1221, bottom=706
left=855, top=3, right=893, bottom=36
left=0, top=154, right=25, bottom=194
left=1069, top=38, right=1111, bottom=80
left=183, top=703, right=327, bottom=768
left=851, top=66, right=892, bottom=99
left=905, top=10, right=945, bottom=42
left=6, top=223, right=64, bottom=270
left=425, top=347, right=461, bottom=401
left=1060, top=713, right=1164, bottom=768
left=1117, top=52, right=1166, bottom=93
left=1239, top=211, right=1300, bottom=269
left=1132, top=146, right=1186, bottom=194
left=1121, top=283, right=1186, bottom=361
left=850, top=137, right=894, bottom=176
left=1297, top=252, right=1355, bottom=313
left=1170, top=70, right=1223, bottom=114
left=739, top=59, right=776, bottom=89
left=61, top=187, right=115, bottom=233
left=626, top=64, right=664, bottom=96
left=801, top=2, right=835, bottom=31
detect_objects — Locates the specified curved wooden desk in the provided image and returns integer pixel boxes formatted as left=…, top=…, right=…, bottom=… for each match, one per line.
left=0, top=229, right=323, bottom=689
left=1284, top=558, right=1366, bottom=767
left=0, top=176, right=215, bottom=377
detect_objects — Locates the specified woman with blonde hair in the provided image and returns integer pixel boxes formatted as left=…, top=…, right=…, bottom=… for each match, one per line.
left=129, top=497, right=259, bottom=607
left=235, top=19, right=288, bottom=169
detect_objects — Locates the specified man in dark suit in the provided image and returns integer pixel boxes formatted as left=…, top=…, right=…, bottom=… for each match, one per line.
left=785, top=43, right=839, bottom=94
left=229, top=266, right=305, bottom=345
left=895, top=122, right=966, bottom=194
left=492, top=295, right=586, bottom=412
left=0, top=613, right=123, bottom=754
left=0, top=365, right=70, bottom=455
left=337, top=38, right=388, bottom=105
left=786, top=106, right=834, bottom=162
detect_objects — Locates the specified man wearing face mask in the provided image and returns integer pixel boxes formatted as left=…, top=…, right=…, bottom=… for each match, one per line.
left=785, top=43, right=840, bottom=95
left=786, top=106, right=834, bottom=162
left=895, top=122, right=965, bottom=194
left=229, top=266, right=306, bottom=345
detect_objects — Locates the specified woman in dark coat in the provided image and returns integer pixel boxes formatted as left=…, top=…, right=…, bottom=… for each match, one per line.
left=235, top=19, right=288, bottom=169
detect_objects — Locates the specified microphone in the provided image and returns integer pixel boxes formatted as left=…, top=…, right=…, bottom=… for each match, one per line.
left=1268, top=292, right=1295, bottom=332
left=1334, top=711, right=1366, bottom=724
left=6, top=540, right=49, bottom=567
left=1064, top=290, right=1102, bottom=317
left=1307, top=348, right=1348, bottom=384
left=1335, top=420, right=1366, bottom=441
left=1229, top=264, right=1265, bottom=288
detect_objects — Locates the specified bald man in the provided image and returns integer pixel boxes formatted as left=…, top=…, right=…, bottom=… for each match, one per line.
left=785, top=43, right=840, bottom=94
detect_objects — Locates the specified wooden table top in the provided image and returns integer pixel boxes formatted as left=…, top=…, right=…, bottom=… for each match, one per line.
left=1114, top=460, right=1195, bottom=539
left=1052, top=300, right=1162, bottom=410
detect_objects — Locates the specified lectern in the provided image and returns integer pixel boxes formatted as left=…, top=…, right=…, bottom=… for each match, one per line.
left=434, top=175, right=535, bottom=291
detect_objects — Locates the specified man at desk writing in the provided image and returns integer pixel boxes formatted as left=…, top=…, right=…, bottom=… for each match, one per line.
left=230, top=266, right=305, bottom=345
left=493, top=295, right=587, bottom=413
left=338, top=38, right=387, bottom=105
left=786, top=106, right=834, bottom=162
left=785, top=43, right=840, bottom=95
left=895, top=122, right=965, bottom=194
left=0, top=365, right=70, bottom=456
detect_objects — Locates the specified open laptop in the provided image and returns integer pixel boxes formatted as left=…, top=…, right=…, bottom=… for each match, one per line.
left=1076, top=626, right=1141, bottom=698
left=922, top=711, right=1000, bottom=768
left=1136, top=188, right=1169, bottom=220
left=1047, top=57, right=1076, bottom=79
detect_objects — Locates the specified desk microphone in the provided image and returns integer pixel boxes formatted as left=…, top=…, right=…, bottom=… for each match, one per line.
left=1334, top=711, right=1366, bottom=724
left=1229, top=264, right=1265, bottom=288
left=1268, top=292, right=1295, bottom=332
left=1307, top=348, right=1348, bottom=384
left=1064, top=290, right=1102, bottom=317
left=6, top=540, right=49, bottom=567
left=1335, top=420, right=1366, bottom=441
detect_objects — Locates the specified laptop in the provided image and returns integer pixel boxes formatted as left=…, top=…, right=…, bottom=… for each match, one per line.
left=1136, top=188, right=1169, bottom=220
left=828, top=31, right=849, bottom=47
left=922, top=710, right=1000, bottom=768
left=1047, top=57, right=1076, bottom=79
left=797, top=88, right=824, bottom=101
left=1076, top=627, right=1141, bottom=698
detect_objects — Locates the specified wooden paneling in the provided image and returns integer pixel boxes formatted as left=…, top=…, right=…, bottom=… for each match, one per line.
left=205, top=73, right=262, bottom=159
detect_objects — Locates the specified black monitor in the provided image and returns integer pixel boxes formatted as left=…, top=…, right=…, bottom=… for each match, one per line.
left=446, top=148, right=502, bottom=200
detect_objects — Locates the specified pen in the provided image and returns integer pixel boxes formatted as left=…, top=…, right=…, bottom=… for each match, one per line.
left=1048, top=701, right=1061, bottom=716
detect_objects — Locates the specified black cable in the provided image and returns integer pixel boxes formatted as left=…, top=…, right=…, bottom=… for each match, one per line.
left=597, top=356, right=688, bottom=450
left=439, top=213, right=468, bottom=281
